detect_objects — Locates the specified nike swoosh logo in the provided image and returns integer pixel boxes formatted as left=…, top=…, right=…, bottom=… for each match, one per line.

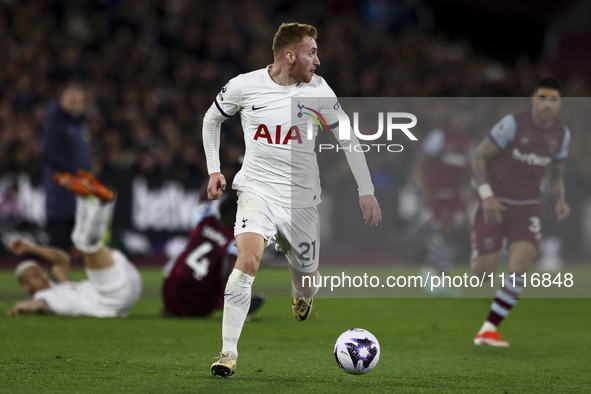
left=252, top=105, right=267, bottom=111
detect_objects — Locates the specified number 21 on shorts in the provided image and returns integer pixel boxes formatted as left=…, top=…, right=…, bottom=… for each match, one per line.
left=298, top=241, right=317, bottom=262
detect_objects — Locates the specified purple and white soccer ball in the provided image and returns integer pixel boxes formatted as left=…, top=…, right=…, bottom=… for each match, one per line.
left=334, top=328, right=380, bottom=375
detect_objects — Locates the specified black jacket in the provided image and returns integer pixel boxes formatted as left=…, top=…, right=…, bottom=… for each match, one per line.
left=42, top=102, right=91, bottom=219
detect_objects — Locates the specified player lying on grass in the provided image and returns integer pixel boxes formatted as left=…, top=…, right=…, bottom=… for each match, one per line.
left=7, top=171, right=142, bottom=317
left=162, top=190, right=264, bottom=317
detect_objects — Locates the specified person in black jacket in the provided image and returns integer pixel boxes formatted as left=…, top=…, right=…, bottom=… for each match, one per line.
left=42, top=83, right=92, bottom=251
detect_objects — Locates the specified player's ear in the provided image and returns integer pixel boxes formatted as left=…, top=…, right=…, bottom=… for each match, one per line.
left=285, top=50, right=294, bottom=64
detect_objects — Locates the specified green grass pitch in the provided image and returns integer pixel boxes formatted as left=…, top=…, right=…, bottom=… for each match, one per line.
left=0, top=266, right=589, bottom=393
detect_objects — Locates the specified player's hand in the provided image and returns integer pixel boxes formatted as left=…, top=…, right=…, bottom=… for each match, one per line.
left=555, top=198, right=570, bottom=222
left=6, top=300, right=44, bottom=316
left=359, top=195, right=382, bottom=227
left=207, top=172, right=226, bottom=200
left=6, top=302, right=27, bottom=316
left=9, top=238, right=31, bottom=256
left=482, top=196, right=505, bottom=225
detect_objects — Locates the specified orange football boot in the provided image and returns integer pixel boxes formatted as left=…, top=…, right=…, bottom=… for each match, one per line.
left=77, top=170, right=115, bottom=202
left=474, top=331, right=510, bottom=347
left=53, top=172, right=92, bottom=197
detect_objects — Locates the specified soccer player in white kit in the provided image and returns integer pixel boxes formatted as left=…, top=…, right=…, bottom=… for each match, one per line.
left=204, top=23, right=382, bottom=377
left=7, top=172, right=142, bottom=318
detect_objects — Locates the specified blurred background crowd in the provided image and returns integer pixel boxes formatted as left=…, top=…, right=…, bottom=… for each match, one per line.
left=1, top=0, right=591, bottom=260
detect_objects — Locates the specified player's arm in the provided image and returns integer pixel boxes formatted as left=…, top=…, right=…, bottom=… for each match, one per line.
left=202, top=80, right=241, bottom=200
left=319, top=87, right=381, bottom=226
left=6, top=299, right=48, bottom=316
left=471, top=136, right=505, bottom=225
left=549, top=161, right=570, bottom=222
left=550, top=127, right=571, bottom=222
left=345, top=142, right=382, bottom=226
left=9, top=238, right=70, bottom=283
left=202, top=107, right=227, bottom=200
left=471, top=136, right=501, bottom=187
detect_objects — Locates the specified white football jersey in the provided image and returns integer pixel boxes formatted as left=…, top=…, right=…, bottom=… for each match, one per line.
left=33, top=250, right=141, bottom=317
left=34, top=280, right=112, bottom=317
left=211, top=67, right=341, bottom=208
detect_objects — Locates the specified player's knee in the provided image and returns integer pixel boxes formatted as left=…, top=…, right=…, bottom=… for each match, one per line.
left=235, top=251, right=261, bottom=276
left=472, top=267, right=494, bottom=281
left=471, top=255, right=497, bottom=278
left=508, top=258, right=533, bottom=275
left=71, top=231, right=103, bottom=254
left=508, top=242, right=537, bottom=274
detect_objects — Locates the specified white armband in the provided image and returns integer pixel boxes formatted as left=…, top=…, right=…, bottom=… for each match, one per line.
left=478, top=183, right=494, bottom=200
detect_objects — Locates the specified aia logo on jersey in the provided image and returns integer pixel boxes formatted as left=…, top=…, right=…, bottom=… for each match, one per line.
left=254, top=124, right=303, bottom=144
left=253, top=102, right=327, bottom=145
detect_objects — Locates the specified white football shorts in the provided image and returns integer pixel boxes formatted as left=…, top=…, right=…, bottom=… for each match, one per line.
left=85, top=249, right=143, bottom=317
left=234, top=190, right=320, bottom=273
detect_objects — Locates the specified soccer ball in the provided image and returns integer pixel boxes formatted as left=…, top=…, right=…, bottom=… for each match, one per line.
left=334, top=328, right=380, bottom=375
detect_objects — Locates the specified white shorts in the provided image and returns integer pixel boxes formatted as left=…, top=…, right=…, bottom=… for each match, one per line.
left=85, top=249, right=143, bottom=317
left=234, top=191, right=320, bottom=273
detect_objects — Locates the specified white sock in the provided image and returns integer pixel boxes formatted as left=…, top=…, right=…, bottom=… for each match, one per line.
left=72, top=197, right=113, bottom=254
left=478, top=321, right=497, bottom=334
left=71, top=196, right=89, bottom=248
left=292, top=281, right=304, bottom=299
left=221, top=269, right=255, bottom=358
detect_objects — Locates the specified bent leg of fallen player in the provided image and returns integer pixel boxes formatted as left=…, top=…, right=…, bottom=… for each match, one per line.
left=72, top=195, right=142, bottom=316
left=10, top=171, right=143, bottom=318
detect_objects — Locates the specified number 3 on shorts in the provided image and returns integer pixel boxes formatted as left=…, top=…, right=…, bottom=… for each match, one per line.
left=528, top=216, right=541, bottom=234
